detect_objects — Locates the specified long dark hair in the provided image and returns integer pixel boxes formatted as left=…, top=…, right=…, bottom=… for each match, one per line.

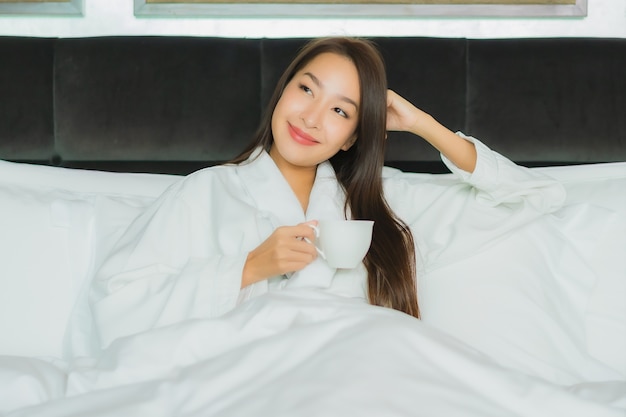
left=231, top=37, right=419, bottom=319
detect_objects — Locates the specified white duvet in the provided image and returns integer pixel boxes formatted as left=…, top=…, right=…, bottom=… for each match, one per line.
left=4, top=290, right=626, bottom=417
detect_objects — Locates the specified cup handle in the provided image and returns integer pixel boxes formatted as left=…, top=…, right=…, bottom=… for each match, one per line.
left=303, top=224, right=326, bottom=260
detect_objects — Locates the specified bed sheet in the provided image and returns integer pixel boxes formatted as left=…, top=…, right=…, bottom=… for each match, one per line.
left=3, top=290, right=625, bottom=417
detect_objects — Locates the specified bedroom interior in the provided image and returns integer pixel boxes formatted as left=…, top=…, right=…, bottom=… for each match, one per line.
left=0, top=0, right=625, bottom=415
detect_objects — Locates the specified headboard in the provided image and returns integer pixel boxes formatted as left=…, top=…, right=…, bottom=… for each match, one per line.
left=1, top=36, right=624, bottom=174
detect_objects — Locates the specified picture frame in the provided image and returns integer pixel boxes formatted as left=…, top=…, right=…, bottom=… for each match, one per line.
left=0, top=0, right=83, bottom=16
left=134, top=0, right=587, bottom=18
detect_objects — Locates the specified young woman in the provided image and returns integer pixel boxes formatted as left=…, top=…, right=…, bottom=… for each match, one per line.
left=90, top=37, right=562, bottom=349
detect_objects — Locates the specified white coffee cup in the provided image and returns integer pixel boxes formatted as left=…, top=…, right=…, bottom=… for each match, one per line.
left=307, top=220, right=374, bottom=269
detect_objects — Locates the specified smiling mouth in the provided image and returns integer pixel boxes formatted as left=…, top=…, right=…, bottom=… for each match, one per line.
left=288, top=123, right=318, bottom=146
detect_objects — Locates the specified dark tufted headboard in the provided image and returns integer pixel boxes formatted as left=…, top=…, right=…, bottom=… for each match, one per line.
left=1, top=36, right=624, bottom=174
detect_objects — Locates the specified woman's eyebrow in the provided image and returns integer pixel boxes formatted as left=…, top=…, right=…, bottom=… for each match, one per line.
left=303, top=71, right=359, bottom=110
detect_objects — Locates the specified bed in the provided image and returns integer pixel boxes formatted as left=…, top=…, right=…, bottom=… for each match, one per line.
left=1, top=36, right=625, bottom=416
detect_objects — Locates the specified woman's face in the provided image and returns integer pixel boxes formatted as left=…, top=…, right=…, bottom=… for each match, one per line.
left=270, top=52, right=360, bottom=171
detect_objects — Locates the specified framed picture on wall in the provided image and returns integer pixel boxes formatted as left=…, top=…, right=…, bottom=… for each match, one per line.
left=0, top=0, right=83, bottom=16
left=134, top=0, right=587, bottom=18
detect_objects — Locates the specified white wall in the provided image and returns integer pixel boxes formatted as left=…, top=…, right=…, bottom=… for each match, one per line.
left=0, top=0, right=624, bottom=39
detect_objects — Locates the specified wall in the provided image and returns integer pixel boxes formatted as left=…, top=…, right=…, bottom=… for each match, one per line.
left=0, top=0, right=624, bottom=39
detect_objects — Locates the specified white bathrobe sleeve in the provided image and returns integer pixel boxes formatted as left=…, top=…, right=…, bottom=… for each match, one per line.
left=440, top=132, right=566, bottom=212
left=90, top=170, right=253, bottom=349
left=384, top=133, right=567, bottom=274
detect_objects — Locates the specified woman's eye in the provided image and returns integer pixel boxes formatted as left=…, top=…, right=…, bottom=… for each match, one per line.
left=299, top=84, right=312, bottom=94
left=334, top=108, right=348, bottom=118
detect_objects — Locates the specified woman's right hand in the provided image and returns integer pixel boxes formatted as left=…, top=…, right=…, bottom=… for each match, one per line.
left=241, top=221, right=319, bottom=288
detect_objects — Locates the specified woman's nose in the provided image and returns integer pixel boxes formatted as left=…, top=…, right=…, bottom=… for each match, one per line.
left=300, top=102, right=323, bottom=129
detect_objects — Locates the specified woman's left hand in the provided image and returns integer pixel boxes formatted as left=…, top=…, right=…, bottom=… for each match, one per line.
left=386, top=89, right=428, bottom=135
left=386, top=89, right=477, bottom=172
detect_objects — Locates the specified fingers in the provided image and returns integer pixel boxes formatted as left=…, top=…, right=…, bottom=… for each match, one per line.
left=292, top=222, right=318, bottom=242
left=275, top=243, right=317, bottom=270
left=242, top=222, right=321, bottom=287
left=277, top=224, right=319, bottom=258
left=276, top=222, right=321, bottom=262
left=267, top=231, right=318, bottom=277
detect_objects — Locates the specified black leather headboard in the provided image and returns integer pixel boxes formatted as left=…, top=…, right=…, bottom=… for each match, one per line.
left=1, top=36, right=624, bottom=174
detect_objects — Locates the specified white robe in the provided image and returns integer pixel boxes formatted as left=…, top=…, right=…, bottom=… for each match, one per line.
left=90, top=133, right=565, bottom=349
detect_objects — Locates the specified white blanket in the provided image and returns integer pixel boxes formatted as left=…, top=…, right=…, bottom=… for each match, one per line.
left=5, top=290, right=626, bottom=417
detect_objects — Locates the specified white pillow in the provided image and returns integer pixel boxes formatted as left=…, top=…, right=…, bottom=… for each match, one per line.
left=0, top=183, right=92, bottom=357
left=420, top=217, right=614, bottom=385
left=420, top=162, right=626, bottom=384
left=0, top=160, right=178, bottom=359
left=544, top=163, right=626, bottom=377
